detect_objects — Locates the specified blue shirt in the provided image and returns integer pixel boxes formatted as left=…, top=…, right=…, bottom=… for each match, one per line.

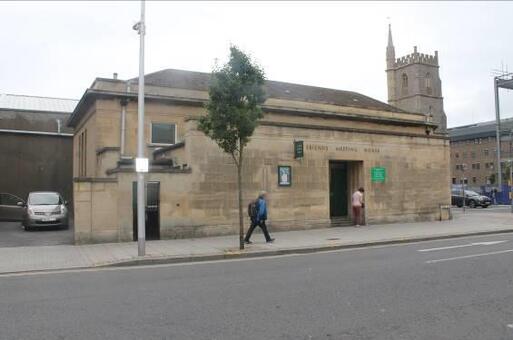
left=257, top=198, right=267, bottom=221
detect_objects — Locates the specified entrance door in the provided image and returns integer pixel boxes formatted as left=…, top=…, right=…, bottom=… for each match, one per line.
left=132, top=181, right=160, bottom=241
left=329, top=162, right=348, bottom=218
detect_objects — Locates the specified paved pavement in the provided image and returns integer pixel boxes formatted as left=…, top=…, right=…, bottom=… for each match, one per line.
left=2, top=232, right=513, bottom=339
left=0, top=206, right=510, bottom=275
left=0, top=221, right=73, bottom=247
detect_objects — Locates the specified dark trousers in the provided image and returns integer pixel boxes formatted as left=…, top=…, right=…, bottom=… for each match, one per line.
left=245, top=219, right=272, bottom=242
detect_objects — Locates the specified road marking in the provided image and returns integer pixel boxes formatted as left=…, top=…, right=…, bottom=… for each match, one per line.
left=418, top=240, right=508, bottom=252
left=426, top=249, right=513, bottom=264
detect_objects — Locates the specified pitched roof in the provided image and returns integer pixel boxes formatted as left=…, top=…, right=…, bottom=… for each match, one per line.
left=135, top=69, right=405, bottom=113
left=0, top=93, right=78, bottom=113
left=448, top=117, right=513, bottom=141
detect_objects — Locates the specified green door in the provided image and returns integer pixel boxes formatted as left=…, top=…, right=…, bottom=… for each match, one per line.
left=330, top=162, right=348, bottom=217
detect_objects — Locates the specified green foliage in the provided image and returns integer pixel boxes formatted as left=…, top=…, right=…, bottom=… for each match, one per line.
left=198, top=46, right=266, bottom=165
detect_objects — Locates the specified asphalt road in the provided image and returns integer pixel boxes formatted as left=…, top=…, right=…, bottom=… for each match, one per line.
left=0, top=221, right=73, bottom=247
left=2, top=232, right=513, bottom=340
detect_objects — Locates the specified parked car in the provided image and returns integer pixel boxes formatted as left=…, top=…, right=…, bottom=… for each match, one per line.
left=0, top=193, right=25, bottom=221
left=23, top=192, right=69, bottom=230
left=451, top=189, right=491, bottom=208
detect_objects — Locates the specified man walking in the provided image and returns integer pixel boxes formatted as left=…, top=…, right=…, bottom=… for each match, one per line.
left=244, top=191, right=275, bottom=244
left=352, top=187, right=365, bottom=227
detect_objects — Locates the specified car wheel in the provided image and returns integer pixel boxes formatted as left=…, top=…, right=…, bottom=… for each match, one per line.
left=468, top=200, right=476, bottom=208
left=24, top=225, right=32, bottom=231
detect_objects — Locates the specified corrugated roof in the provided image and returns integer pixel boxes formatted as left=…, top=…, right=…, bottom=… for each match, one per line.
left=133, top=69, right=405, bottom=113
left=448, top=117, right=513, bottom=141
left=0, top=93, right=78, bottom=113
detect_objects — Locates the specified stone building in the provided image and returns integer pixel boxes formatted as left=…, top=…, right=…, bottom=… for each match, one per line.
left=0, top=94, right=77, bottom=201
left=449, top=118, right=513, bottom=186
left=68, top=67, right=450, bottom=244
left=386, top=25, right=447, bottom=133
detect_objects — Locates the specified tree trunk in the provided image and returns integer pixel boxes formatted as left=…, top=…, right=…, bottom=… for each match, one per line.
left=237, top=155, right=244, bottom=250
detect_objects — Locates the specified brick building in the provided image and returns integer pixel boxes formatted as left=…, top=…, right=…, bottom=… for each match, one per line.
left=448, top=117, right=513, bottom=187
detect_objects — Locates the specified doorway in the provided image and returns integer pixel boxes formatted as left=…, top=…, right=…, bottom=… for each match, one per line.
left=132, top=181, right=160, bottom=241
left=329, top=161, right=348, bottom=218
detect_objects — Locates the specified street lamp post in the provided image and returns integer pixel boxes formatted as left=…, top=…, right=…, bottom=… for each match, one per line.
left=134, top=0, right=147, bottom=256
left=461, top=163, right=467, bottom=213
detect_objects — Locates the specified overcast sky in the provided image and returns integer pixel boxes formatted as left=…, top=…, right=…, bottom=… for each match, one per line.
left=1, top=1, right=512, bottom=127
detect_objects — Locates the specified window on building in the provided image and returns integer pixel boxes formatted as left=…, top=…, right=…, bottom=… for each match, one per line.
left=476, top=163, right=480, bottom=170
left=452, top=178, right=456, bottom=184
left=151, top=123, right=177, bottom=145
left=472, top=177, right=477, bottom=184
left=456, top=164, right=460, bottom=170
left=484, top=149, right=489, bottom=156
left=402, top=73, right=408, bottom=88
left=471, top=151, right=476, bottom=159
left=425, top=73, right=432, bottom=95
left=455, top=152, right=459, bottom=158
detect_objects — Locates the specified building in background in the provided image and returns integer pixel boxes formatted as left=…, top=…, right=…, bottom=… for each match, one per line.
left=386, top=24, right=447, bottom=133
left=449, top=117, right=513, bottom=187
left=0, top=94, right=77, bottom=201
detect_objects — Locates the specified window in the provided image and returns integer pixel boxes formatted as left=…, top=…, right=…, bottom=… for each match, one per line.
left=456, top=164, right=460, bottom=170
left=425, top=72, right=432, bottom=95
left=484, top=149, right=489, bottom=156
left=151, top=123, right=176, bottom=145
left=455, top=152, right=459, bottom=158
left=471, top=151, right=476, bottom=159
left=402, top=73, right=408, bottom=88
left=401, top=73, right=408, bottom=95
left=476, top=163, right=480, bottom=170
left=472, top=177, right=477, bottom=184
left=452, top=177, right=456, bottom=184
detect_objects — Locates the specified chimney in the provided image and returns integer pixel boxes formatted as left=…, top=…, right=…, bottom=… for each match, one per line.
left=113, top=72, right=118, bottom=80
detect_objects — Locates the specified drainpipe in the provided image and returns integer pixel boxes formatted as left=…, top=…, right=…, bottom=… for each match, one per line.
left=120, top=81, right=130, bottom=158
left=56, top=119, right=62, bottom=134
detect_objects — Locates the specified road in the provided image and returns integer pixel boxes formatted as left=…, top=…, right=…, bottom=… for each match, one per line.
left=2, top=232, right=513, bottom=339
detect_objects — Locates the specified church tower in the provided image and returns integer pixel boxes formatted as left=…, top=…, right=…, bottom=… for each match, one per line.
left=386, top=24, right=447, bottom=133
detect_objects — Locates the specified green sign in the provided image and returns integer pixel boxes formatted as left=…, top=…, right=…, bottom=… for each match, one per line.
left=294, top=140, right=304, bottom=159
left=371, top=167, right=386, bottom=183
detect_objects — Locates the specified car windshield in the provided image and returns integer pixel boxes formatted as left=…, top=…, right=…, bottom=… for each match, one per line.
left=465, top=191, right=480, bottom=197
left=28, top=193, right=62, bottom=205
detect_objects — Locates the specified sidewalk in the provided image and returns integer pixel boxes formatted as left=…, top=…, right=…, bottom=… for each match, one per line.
left=0, top=208, right=511, bottom=275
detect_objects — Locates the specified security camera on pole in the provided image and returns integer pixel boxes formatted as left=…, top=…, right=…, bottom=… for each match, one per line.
left=133, top=0, right=147, bottom=256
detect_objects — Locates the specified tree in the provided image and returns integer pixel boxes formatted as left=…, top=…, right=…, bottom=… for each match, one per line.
left=198, top=46, right=266, bottom=250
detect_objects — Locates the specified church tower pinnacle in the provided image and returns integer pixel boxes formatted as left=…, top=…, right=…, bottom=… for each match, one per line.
left=386, top=24, right=395, bottom=70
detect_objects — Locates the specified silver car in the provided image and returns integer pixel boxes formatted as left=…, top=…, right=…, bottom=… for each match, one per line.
left=23, top=192, right=69, bottom=231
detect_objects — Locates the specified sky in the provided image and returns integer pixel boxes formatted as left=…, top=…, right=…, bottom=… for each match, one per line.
left=1, top=1, right=513, bottom=128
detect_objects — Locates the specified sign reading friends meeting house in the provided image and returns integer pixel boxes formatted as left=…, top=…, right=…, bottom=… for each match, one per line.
left=305, top=143, right=380, bottom=154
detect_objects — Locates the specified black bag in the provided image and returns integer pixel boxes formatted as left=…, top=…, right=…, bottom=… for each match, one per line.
left=247, top=199, right=259, bottom=219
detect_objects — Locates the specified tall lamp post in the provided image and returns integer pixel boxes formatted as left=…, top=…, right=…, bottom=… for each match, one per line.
left=133, top=0, right=147, bottom=256
left=461, top=163, right=467, bottom=213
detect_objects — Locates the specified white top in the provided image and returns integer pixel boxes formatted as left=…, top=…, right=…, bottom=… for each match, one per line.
left=352, top=191, right=363, bottom=207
